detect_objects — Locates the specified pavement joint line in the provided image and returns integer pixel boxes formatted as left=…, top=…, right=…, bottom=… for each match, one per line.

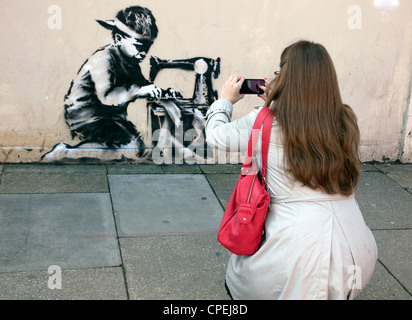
left=371, top=166, right=412, bottom=191
left=117, top=231, right=218, bottom=238
left=203, top=175, right=226, bottom=210
left=377, top=259, right=412, bottom=297
left=105, top=166, right=130, bottom=300
left=370, top=228, right=412, bottom=231
left=82, top=231, right=219, bottom=239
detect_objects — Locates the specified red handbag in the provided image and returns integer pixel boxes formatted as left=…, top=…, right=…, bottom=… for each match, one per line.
left=217, top=107, right=274, bottom=255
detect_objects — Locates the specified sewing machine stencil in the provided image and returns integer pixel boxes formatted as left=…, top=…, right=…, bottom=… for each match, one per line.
left=41, top=6, right=221, bottom=164
left=149, top=56, right=221, bottom=163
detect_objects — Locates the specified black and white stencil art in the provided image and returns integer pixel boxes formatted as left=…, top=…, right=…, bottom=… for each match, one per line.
left=43, top=6, right=221, bottom=163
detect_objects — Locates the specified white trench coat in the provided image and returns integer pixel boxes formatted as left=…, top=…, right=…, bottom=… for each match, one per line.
left=205, top=99, right=378, bottom=300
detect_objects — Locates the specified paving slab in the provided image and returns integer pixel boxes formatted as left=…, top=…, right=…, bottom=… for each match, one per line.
left=373, top=163, right=412, bottom=193
left=356, top=261, right=412, bottom=300
left=0, top=267, right=127, bottom=300
left=0, top=193, right=120, bottom=272
left=0, top=164, right=108, bottom=193
left=199, top=164, right=242, bottom=174
left=204, top=173, right=239, bottom=208
left=120, top=235, right=231, bottom=300
left=355, top=171, right=412, bottom=229
left=0, top=172, right=109, bottom=194
left=107, top=164, right=164, bottom=174
left=109, top=174, right=223, bottom=236
left=361, top=163, right=380, bottom=172
left=161, top=164, right=202, bottom=174
left=372, top=229, right=412, bottom=294
left=1, top=164, right=107, bottom=174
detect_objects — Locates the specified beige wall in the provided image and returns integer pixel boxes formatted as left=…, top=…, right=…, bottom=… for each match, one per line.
left=0, top=0, right=411, bottom=163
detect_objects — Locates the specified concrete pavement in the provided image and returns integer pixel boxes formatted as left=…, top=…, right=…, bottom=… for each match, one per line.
left=0, top=162, right=411, bottom=300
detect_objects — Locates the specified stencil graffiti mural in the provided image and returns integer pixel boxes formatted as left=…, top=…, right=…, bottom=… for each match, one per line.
left=42, top=6, right=220, bottom=163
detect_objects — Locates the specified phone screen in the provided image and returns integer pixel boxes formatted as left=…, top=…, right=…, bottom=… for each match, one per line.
left=240, top=79, right=265, bottom=94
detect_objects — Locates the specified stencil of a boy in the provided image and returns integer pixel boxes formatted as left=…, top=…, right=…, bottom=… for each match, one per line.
left=63, top=6, right=179, bottom=153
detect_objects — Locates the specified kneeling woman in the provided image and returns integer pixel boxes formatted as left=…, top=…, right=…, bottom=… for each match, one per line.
left=206, top=40, right=378, bottom=300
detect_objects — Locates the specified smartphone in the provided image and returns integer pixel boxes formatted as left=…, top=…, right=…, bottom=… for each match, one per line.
left=240, top=79, right=265, bottom=95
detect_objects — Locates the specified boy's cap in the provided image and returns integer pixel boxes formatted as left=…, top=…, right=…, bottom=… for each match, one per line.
left=96, top=18, right=149, bottom=39
left=96, top=6, right=158, bottom=40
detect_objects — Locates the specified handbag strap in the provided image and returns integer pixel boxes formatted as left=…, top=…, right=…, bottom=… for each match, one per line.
left=243, top=107, right=274, bottom=182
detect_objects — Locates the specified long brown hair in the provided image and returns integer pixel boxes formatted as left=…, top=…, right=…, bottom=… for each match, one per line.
left=266, top=40, right=361, bottom=196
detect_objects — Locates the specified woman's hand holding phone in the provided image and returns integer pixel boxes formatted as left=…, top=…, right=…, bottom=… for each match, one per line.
left=220, top=76, right=270, bottom=105
left=220, top=75, right=246, bottom=105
